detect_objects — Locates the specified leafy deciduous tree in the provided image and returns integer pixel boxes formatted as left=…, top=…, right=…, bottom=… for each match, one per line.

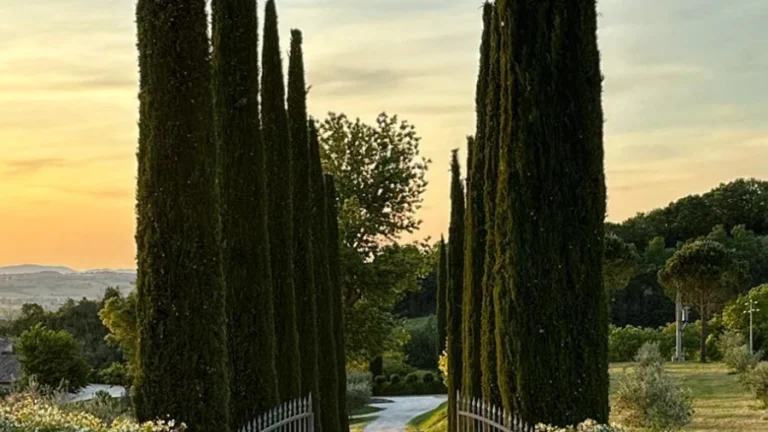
left=16, top=324, right=91, bottom=393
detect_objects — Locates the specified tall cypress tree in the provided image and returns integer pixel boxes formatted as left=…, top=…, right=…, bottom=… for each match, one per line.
left=288, top=29, right=322, bottom=413
left=134, top=0, right=229, bottom=430
left=462, top=2, right=492, bottom=399
left=212, top=0, right=277, bottom=427
left=309, top=122, right=342, bottom=432
left=446, top=149, right=465, bottom=432
left=325, top=174, right=349, bottom=432
left=480, top=2, right=502, bottom=406
left=494, top=0, right=608, bottom=425
left=262, top=0, right=301, bottom=401
left=436, top=237, right=448, bottom=356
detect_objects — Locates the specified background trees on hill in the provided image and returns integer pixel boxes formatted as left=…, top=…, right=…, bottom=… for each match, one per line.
left=659, top=240, right=748, bottom=362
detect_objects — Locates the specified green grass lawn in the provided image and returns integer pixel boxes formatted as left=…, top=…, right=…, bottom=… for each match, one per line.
left=349, top=414, right=377, bottom=432
left=407, top=363, right=767, bottom=431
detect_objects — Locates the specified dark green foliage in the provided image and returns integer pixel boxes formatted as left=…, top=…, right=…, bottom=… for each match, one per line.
left=16, top=324, right=91, bottom=392
left=447, top=149, right=465, bottom=432
left=325, top=174, right=349, bottom=432
left=262, top=0, right=300, bottom=401
left=422, top=372, right=436, bottom=383
left=390, top=374, right=401, bottom=384
left=374, top=375, right=387, bottom=385
left=404, top=316, right=439, bottom=369
left=405, top=373, right=420, bottom=383
left=369, top=356, right=383, bottom=378
left=309, top=122, right=341, bottom=432
left=436, top=238, right=448, bottom=357
left=493, top=0, right=608, bottom=425
left=462, top=3, right=492, bottom=399
left=288, top=29, right=321, bottom=408
left=212, top=0, right=278, bottom=425
left=481, top=2, right=502, bottom=405
left=134, top=0, right=230, bottom=429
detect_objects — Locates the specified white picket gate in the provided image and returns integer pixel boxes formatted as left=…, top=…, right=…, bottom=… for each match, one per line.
left=239, top=394, right=314, bottom=432
left=456, top=391, right=534, bottom=432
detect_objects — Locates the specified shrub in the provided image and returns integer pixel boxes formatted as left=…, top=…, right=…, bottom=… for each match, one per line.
left=422, top=372, right=435, bottom=383
left=63, top=390, right=131, bottom=424
left=609, top=325, right=661, bottom=362
left=613, top=343, right=693, bottom=431
left=382, top=351, right=416, bottom=377
left=15, top=324, right=91, bottom=392
left=374, top=375, right=388, bottom=385
left=372, top=379, right=446, bottom=397
left=405, top=372, right=419, bottom=383
left=720, top=330, right=761, bottom=375
left=438, top=349, right=448, bottom=383
left=0, top=392, right=182, bottom=432
left=98, top=362, right=130, bottom=387
left=390, top=374, right=401, bottom=384
left=403, top=317, right=439, bottom=369
left=346, top=371, right=372, bottom=412
left=744, top=362, right=768, bottom=407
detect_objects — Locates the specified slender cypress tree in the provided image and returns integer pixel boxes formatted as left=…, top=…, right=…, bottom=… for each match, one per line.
left=462, top=2, right=492, bottom=399
left=494, top=0, right=608, bottom=425
left=288, top=29, right=322, bottom=416
left=436, top=237, right=448, bottom=356
left=212, top=0, right=278, bottom=427
left=134, top=0, right=229, bottom=430
left=325, top=174, right=349, bottom=432
left=310, top=122, right=342, bottom=432
left=446, top=149, right=465, bottom=432
left=262, top=0, right=301, bottom=401
left=480, top=2, right=502, bottom=406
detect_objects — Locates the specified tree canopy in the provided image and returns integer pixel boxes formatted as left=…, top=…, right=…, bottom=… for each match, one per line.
left=16, top=324, right=91, bottom=392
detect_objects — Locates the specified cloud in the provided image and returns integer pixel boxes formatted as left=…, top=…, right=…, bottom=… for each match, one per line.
left=1, top=158, right=68, bottom=176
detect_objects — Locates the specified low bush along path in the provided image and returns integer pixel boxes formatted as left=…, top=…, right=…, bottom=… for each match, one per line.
left=364, top=395, right=447, bottom=432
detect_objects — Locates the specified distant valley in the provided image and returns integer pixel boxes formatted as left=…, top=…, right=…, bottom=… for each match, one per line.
left=0, top=265, right=136, bottom=319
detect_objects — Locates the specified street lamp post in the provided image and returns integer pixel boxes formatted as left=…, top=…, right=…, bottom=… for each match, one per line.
left=744, top=297, right=760, bottom=355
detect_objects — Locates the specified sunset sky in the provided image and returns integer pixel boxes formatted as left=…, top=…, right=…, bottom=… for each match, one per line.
left=1, top=0, right=767, bottom=270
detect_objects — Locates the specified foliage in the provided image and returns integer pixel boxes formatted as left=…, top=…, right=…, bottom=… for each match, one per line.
left=435, top=239, right=448, bottom=358
left=211, top=0, right=279, bottom=424
left=604, top=233, right=639, bottom=295
left=372, top=379, right=446, bottom=396
left=438, top=349, right=448, bottom=383
left=345, top=372, right=372, bottom=412
left=309, top=121, right=341, bottom=432
left=609, top=325, right=662, bottom=363
left=134, top=0, right=229, bottom=428
left=422, top=372, right=435, bottom=383
left=389, top=374, right=401, bottom=385
left=462, top=3, right=493, bottom=401
left=99, top=291, right=137, bottom=382
left=98, top=363, right=130, bottom=387
left=722, top=284, right=768, bottom=354
left=719, top=330, right=761, bottom=375
left=744, top=362, right=768, bottom=407
left=405, top=373, right=419, bottom=383
left=318, top=111, right=430, bottom=361
left=659, top=240, right=748, bottom=361
left=378, top=348, right=416, bottom=378
left=64, top=390, right=132, bottom=424
left=0, top=392, right=182, bottom=432
left=15, top=324, right=90, bottom=393
left=403, top=316, right=439, bottom=369
left=613, top=343, right=693, bottom=431
left=374, top=376, right=387, bottom=385
left=446, top=148, right=465, bottom=432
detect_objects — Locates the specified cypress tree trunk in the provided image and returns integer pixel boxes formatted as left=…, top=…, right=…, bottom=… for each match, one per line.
left=447, top=149, right=465, bottom=432
left=436, top=238, right=448, bottom=357
left=212, top=0, right=278, bottom=427
left=309, top=122, right=342, bottom=432
left=462, top=2, right=492, bottom=399
left=134, top=1, right=229, bottom=430
left=287, top=29, right=322, bottom=412
left=494, top=0, right=608, bottom=425
left=325, top=174, right=349, bottom=432
left=481, top=3, right=502, bottom=406
left=262, top=0, right=301, bottom=401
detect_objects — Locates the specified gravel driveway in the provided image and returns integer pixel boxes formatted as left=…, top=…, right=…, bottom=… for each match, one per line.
left=363, top=395, right=447, bottom=432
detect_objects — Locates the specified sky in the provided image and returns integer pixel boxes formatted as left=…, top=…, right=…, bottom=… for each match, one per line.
left=0, top=0, right=767, bottom=270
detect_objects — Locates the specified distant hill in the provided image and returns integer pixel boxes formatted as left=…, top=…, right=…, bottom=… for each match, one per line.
left=0, top=266, right=136, bottom=318
left=0, top=264, right=76, bottom=275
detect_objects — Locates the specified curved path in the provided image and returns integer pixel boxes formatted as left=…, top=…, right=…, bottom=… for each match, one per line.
left=363, top=395, right=447, bottom=432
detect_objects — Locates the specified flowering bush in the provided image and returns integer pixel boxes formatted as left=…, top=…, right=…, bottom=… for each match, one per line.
left=0, top=393, right=183, bottom=432
left=535, top=419, right=629, bottom=432
left=438, top=349, right=448, bottom=383
left=744, top=362, right=768, bottom=407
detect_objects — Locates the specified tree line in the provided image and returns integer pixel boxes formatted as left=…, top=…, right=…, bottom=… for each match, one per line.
left=134, top=1, right=347, bottom=431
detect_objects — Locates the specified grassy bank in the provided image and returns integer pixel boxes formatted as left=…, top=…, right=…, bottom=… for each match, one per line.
left=407, top=363, right=766, bottom=431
